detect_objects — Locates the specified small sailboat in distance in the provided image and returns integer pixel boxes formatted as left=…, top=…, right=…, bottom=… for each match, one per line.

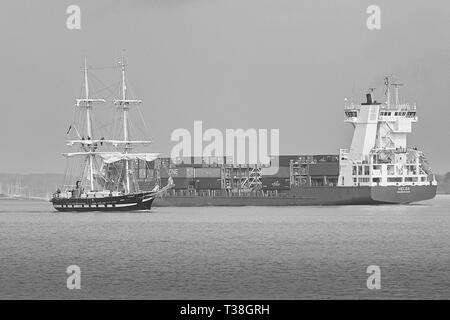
left=51, top=55, right=172, bottom=212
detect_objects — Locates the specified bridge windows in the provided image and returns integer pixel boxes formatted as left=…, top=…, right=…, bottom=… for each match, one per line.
left=406, top=165, right=417, bottom=175
left=364, top=166, right=370, bottom=175
left=387, top=177, right=403, bottom=183
left=387, top=165, right=395, bottom=175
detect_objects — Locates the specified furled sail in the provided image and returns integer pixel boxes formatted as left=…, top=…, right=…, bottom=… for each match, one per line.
left=100, top=153, right=160, bottom=164
left=63, top=151, right=121, bottom=158
left=66, top=139, right=152, bottom=146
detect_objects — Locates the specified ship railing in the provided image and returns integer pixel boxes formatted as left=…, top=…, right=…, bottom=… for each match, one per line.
left=339, top=149, right=350, bottom=159
left=344, top=103, right=360, bottom=110
left=383, top=103, right=416, bottom=111
left=164, top=189, right=292, bottom=198
left=345, top=102, right=416, bottom=111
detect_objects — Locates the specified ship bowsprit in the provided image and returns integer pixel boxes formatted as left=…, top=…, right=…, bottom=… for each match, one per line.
left=51, top=191, right=156, bottom=212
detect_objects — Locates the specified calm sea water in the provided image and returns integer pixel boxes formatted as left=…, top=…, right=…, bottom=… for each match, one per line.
left=0, top=196, right=449, bottom=300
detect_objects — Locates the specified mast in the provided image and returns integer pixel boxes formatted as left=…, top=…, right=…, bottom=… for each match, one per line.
left=392, top=82, right=404, bottom=106
left=120, top=55, right=129, bottom=141
left=385, top=76, right=391, bottom=109
left=113, top=53, right=142, bottom=194
left=84, top=57, right=95, bottom=192
left=120, top=55, right=131, bottom=193
left=74, top=58, right=106, bottom=193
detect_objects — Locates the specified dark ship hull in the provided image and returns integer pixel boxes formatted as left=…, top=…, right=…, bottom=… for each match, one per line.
left=154, top=185, right=437, bottom=207
left=51, top=191, right=156, bottom=212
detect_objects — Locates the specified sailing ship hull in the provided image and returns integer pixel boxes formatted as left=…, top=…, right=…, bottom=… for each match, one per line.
left=153, top=185, right=437, bottom=207
left=51, top=192, right=156, bottom=212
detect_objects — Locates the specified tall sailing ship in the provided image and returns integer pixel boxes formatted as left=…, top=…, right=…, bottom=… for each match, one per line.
left=51, top=56, right=171, bottom=212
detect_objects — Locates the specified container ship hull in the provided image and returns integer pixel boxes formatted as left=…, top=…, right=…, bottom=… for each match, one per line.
left=154, top=185, right=437, bottom=207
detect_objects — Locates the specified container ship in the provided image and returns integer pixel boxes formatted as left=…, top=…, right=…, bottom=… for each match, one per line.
left=144, top=77, right=437, bottom=206
left=51, top=57, right=437, bottom=210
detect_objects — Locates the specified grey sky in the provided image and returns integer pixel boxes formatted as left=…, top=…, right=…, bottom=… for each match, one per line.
left=0, top=0, right=449, bottom=173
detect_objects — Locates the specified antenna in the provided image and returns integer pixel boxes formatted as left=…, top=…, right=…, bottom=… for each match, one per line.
left=391, top=82, right=404, bottom=106
left=384, top=75, right=392, bottom=108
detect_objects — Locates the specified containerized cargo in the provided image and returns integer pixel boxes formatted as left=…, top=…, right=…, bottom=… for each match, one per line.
left=187, top=156, right=207, bottom=167
left=262, top=166, right=290, bottom=178
left=292, top=164, right=308, bottom=176
left=161, top=177, right=194, bottom=190
left=138, top=180, right=158, bottom=191
left=313, top=154, right=339, bottom=163
left=146, top=169, right=155, bottom=178
left=170, top=157, right=194, bottom=167
left=308, top=162, right=339, bottom=176
left=270, top=155, right=300, bottom=167
left=194, top=167, right=222, bottom=178
left=261, top=177, right=291, bottom=190
left=194, top=177, right=222, bottom=190
left=205, top=156, right=225, bottom=166
left=137, top=168, right=155, bottom=179
left=224, top=167, right=249, bottom=178
left=160, top=166, right=194, bottom=178
left=145, top=160, right=155, bottom=169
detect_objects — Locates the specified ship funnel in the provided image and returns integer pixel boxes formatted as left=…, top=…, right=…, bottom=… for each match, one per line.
left=366, top=93, right=373, bottom=104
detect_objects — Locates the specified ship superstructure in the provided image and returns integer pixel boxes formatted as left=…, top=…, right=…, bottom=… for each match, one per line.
left=339, top=76, right=435, bottom=189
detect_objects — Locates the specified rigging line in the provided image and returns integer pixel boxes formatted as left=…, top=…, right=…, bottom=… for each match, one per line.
left=137, top=103, right=151, bottom=136
left=127, top=82, right=151, bottom=138
left=90, top=71, right=121, bottom=98
left=90, top=65, right=121, bottom=70
left=78, top=70, right=85, bottom=99
left=91, top=112, right=114, bottom=144
left=103, top=82, right=122, bottom=101
left=89, top=68, right=112, bottom=86
left=90, top=81, right=119, bottom=96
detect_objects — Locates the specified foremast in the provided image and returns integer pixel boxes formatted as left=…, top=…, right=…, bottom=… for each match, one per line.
left=75, top=57, right=106, bottom=192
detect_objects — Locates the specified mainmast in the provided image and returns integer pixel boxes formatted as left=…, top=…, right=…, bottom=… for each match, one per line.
left=84, top=58, right=95, bottom=192
left=75, top=57, right=106, bottom=192
left=120, top=56, right=129, bottom=141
